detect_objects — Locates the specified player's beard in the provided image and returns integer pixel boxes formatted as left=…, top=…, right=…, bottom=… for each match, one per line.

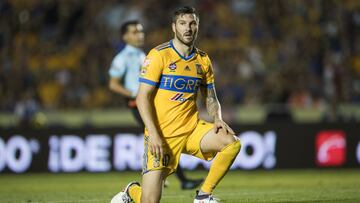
left=175, top=28, right=197, bottom=46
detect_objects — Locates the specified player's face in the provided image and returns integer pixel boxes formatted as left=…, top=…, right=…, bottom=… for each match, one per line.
left=124, top=24, right=145, bottom=48
left=172, top=14, right=198, bottom=46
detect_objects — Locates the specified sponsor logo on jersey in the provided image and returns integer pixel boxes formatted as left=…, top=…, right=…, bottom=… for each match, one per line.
left=140, top=67, right=147, bottom=76
left=142, top=58, right=151, bottom=67
left=170, top=93, right=186, bottom=102
left=160, top=75, right=202, bottom=93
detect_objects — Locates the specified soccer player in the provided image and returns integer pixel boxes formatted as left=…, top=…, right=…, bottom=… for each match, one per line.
left=108, top=20, right=203, bottom=190
left=110, top=7, right=241, bottom=203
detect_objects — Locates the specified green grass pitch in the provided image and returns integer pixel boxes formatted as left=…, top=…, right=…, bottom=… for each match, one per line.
left=0, top=169, right=359, bottom=203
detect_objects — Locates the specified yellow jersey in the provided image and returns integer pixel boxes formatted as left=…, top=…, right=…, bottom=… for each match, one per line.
left=139, top=40, right=214, bottom=138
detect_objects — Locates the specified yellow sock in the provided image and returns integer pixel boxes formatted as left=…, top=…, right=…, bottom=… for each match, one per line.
left=201, top=140, right=241, bottom=193
left=129, top=185, right=142, bottom=203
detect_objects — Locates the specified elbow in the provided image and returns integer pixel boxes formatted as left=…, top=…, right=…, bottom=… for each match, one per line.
left=109, top=81, right=119, bottom=93
left=136, top=91, right=151, bottom=106
left=108, top=82, right=114, bottom=91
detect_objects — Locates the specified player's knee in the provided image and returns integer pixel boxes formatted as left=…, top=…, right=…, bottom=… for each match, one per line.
left=220, top=136, right=241, bottom=155
left=219, top=134, right=238, bottom=149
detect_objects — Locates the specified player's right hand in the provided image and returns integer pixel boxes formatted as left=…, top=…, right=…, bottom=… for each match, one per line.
left=214, top=118, right=235, bottom=135
left=148, top=134, right=163, bottom=160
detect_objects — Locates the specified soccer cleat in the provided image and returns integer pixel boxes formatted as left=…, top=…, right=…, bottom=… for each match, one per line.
left=181, top=179, right=204, bottom=190
left=194, top=190, right=220, bottom=203
left=110, top=181, right=140, bottom=203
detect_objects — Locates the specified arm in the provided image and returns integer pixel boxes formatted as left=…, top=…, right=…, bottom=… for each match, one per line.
left=108, top=77, right=134, bottom=98
left=202, top=85, right=222, bottom=121
left=108, top=53, right=134, bottom=98
left=201, top=86, right=235, bottom=134
left=136, top=83, right=163, bottom=159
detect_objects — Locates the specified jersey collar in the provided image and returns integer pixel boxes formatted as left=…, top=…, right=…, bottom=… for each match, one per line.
left=170, top=40, right=196, bottom=61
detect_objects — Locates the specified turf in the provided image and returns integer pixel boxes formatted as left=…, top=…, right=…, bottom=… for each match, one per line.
left=0, top=169, right=359, bottom=203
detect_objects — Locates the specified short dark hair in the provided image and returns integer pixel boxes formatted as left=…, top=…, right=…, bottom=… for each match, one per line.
left=120, top=20, right=140, bottom=36
left=172, top=6, right=198, bottom=23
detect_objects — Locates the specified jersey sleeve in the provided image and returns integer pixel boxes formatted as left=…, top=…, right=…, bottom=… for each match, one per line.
left=108, top=54, right=126, bottom=78
left=139, top=49, right=163, bottom=86
left=203, top=56, right=214, bottom=89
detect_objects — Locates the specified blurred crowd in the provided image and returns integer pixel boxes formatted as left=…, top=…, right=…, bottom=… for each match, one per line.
left=1, top=0, right=360, bottom=121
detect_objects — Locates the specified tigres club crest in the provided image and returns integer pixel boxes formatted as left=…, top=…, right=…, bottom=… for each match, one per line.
left=169, top=63, right=177, bottom=71
left=169, top=62, right=177, bottom=71
left=196, top=64, right=203, bottom=75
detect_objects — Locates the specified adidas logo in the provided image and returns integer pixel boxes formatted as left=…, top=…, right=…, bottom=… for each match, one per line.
left=184, top=65, right=191, bottom=71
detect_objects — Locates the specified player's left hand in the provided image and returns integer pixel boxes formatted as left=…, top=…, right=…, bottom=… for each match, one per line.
left=214, top=118, right=235, bottom=135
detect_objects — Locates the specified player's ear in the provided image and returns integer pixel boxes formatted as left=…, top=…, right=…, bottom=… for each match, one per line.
left=172, top=22, right=176, bottom=33
left=122, top=32, right=128, bottom=42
